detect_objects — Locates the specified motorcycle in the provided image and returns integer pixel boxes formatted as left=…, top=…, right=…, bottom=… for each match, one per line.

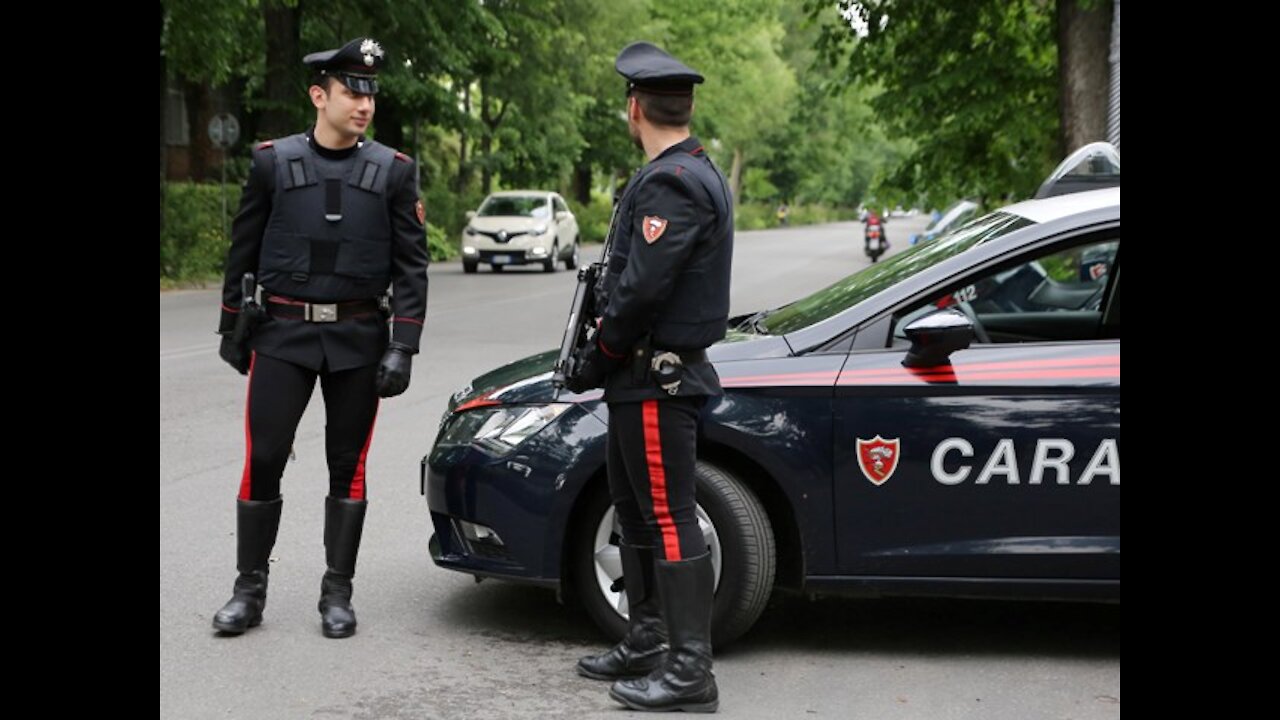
left=864, top=222, right=888, bottom=262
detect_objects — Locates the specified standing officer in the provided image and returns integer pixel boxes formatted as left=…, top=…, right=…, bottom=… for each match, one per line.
left=566, top=41, right=732, bottom=713
left=211, top=37, right=429, bottom=639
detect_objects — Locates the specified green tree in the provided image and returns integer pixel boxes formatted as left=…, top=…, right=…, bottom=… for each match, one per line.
left=654, top=0, right=797, bottom=199
left=810, top=0, right=1112, bottom=205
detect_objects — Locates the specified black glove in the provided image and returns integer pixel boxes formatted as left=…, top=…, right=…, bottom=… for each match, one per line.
left=376, top=342, right=414, bottom=398
left=563, top=342, right=618, bottom=394
left=219, top=334, right=250, bottom=375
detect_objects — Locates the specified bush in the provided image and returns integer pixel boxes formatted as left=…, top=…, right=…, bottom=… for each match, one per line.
left=569, top=191, right=615, bottom=245
left=733, top=201, right=857, bottom=231
left=734, top=202, right=773, bottom=231
left=161, top=180, right=456, bottom=281
left=160, top=182, right=236, bottom=283
left=423, top=184, right=485, bottom=245
left=426, top=222, right=456, bottom=262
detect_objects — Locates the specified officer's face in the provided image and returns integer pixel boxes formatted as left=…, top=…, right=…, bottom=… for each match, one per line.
left=313, top=81, right=376, bottom=139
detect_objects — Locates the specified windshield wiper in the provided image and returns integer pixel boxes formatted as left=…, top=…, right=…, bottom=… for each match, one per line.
left=738, top=308, right=775, bottom=335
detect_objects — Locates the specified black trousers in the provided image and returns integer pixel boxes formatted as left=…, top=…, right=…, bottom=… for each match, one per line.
left=237, top=352, right=380, bottom=501
left=606, top=397, right=706, bottom=561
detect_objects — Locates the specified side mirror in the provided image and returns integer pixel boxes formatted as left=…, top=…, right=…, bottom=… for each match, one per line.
left=465, top=210, right=477, bottom=220
left=902, top=309, right=974, bottom=368
left=555, top=210, right=569, bottom=221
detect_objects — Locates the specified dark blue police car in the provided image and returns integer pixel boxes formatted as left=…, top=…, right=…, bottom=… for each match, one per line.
left=423, top=186, right=1120, bottom=645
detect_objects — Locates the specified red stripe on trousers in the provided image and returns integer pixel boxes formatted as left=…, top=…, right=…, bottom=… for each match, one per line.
left=643, top=400, right=681, bottom=561
left=237, top=352, right=257, bottom=500
left=348, top=401, right=379, bottom=500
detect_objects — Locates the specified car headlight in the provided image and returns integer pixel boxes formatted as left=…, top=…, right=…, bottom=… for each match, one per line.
left=440, top=404, right=571, bottom=454
left=463, top=246, right=478, bottom=255
left=464, top=226, right=477, bottom=236
left=528, top=224, right=547, bottom=236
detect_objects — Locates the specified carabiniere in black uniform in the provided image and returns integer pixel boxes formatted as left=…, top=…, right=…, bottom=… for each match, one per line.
left=211, top=37, right=429, bottom=640
left=568, top=41, right=733, bottom=714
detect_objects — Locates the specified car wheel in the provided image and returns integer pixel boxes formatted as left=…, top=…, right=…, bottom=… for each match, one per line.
left=463, top=260, right=478, bottom=274
left=565, top=240, right=579, bottom=270
left=544, top=241, right=558, bottom=272
left=570, top=460, right=775, bottom=647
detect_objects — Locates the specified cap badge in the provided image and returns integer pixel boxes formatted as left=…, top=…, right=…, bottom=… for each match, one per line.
left=360, top=39, right=384, bottom=66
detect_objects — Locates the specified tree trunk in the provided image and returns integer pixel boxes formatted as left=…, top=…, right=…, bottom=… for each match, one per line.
left=261, top=1, right=301, bottom=139
left=478, top=78, right=510, bottom=195
left=481, top=87, right=488, bottom=194
left=183, top=80, right=213, bottom=181
left=573, top=163, right=592, bottom=205
left=1057, top=0, right=1112, bottom=156
left=228, top=76, right=256, bottom=166
left=456, top=83, right=470, bottom=193
left=159, top=1, right=166, bottom=274
left=728, top=147, right=744, bottom=200
left=375, top=94, right=405, bottom=151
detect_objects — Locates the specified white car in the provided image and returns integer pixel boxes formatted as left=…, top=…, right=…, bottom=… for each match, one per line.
left=461, top=191, right=580, bottom=273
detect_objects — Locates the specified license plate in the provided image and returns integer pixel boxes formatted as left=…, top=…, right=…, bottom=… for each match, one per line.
left=492, top=255, right=511, bottom=265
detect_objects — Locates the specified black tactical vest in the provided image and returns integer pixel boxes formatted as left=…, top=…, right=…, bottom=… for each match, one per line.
left=258, top=134, right=396, bottom=302
left=600, top=149, right=734, bottom=350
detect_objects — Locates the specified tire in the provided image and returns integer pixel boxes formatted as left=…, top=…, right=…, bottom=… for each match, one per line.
left=565, top=240, right=580, bottom=270
left=463, top=260, right=478, bottom=274
left=570, top=460, right=776, bottom=647
left=544, top=241, right=558, bottom=272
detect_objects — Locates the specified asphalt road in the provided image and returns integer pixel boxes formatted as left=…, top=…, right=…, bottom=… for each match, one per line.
left=160, top=216, right=1120, bottom=719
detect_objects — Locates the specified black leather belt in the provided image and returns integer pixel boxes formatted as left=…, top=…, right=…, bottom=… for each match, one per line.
left=266, top=296, right=380, bottom=322
left=657, top=349, right=707, bottom=364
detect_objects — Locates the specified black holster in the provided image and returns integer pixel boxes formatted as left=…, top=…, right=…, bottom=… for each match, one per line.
left=231, top=302, right=267, bottom=348
left=631, top=335, right=653, bottom=385
left=231, top=273, right=267, bottom=350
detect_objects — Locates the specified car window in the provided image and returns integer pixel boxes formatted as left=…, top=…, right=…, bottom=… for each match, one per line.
left=893, top=237, right=1120, bottom=344
left=553, top=196, right=568, bottom=214
left=479, top=196, right=551, bottom=218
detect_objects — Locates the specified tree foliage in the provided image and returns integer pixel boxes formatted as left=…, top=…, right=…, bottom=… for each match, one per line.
left=161, top=0, right=1111, bottom=244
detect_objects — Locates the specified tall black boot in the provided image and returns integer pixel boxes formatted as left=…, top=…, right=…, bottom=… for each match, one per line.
left=212, top=496, right=283, bottom=634
left=609, top=553, right=718, bottom=713
left=577, top=543, right=668, bottom=680
left=319, top=496, right=367, bottom=639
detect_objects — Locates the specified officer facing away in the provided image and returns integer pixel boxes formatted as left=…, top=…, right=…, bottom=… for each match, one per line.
left=211, top=37, right=429, bottom=639
left=566, top=41, right=733, bottom=713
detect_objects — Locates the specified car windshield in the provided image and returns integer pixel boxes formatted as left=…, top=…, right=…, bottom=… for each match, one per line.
left=478, top=196, right=550, bottom=218
left=756, top=212, right=1034, bottom=335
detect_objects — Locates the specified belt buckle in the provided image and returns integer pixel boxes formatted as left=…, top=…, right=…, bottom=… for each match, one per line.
left=305, top=303, right=338, bottom=322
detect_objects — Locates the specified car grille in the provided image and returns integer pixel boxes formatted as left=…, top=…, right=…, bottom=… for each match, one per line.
left=465, top=541, right=516, bottom=562
left=474, top=229, right=529, bottom=244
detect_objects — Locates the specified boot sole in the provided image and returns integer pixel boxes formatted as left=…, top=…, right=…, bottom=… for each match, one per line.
left=608, top=688, right=719, bottom=713
left=322, top=625, right=356, bottom=639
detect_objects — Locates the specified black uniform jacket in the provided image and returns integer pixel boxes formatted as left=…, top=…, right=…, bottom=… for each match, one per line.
left=597, top=136, right=734, bottom=402
left=217, top=131, right=429, bottom=372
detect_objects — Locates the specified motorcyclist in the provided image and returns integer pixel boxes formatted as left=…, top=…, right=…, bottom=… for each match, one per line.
left=864, top=209, right=888, bottom=253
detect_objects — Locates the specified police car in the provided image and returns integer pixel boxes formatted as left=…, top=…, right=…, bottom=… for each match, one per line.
left=423, top=185, right=1120, bottom=646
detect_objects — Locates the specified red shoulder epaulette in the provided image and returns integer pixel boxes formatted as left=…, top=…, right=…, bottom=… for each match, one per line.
left=256, top=140, right=274, bottom=150
left=394, top=151, right=412, bottom=163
